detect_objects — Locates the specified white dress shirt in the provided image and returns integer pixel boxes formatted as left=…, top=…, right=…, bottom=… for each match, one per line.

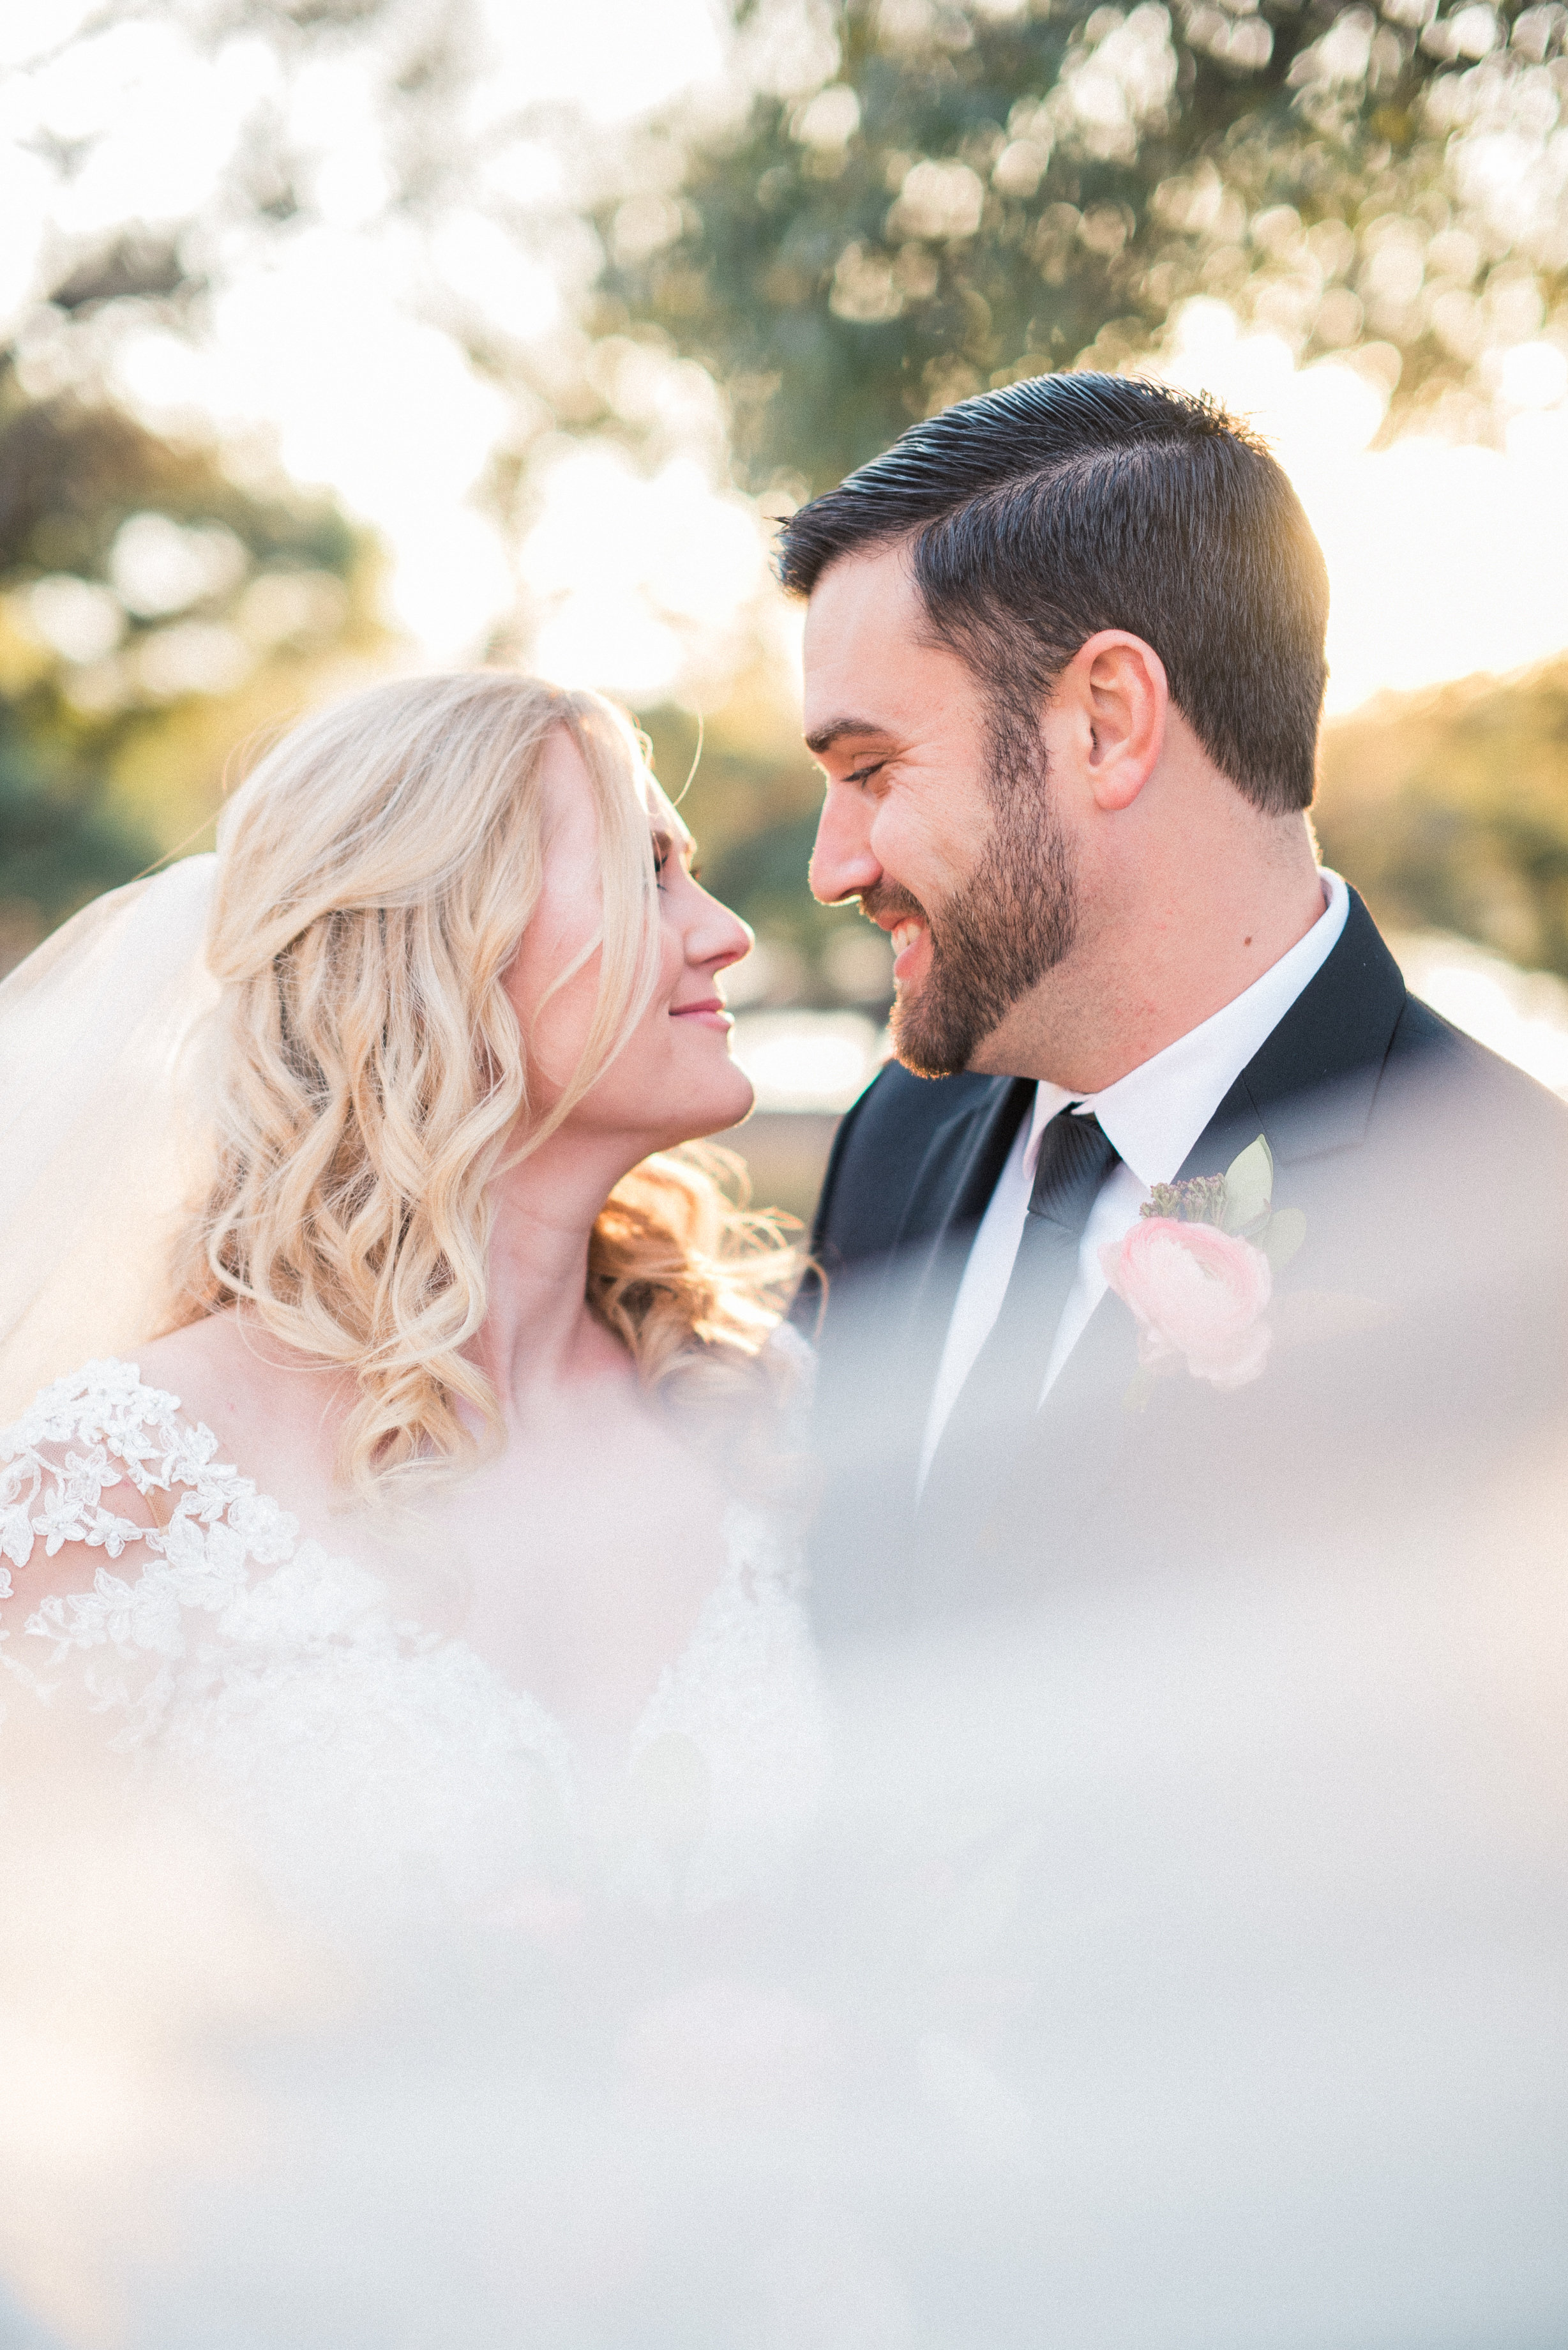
left=917, top=871, right=1350, bottom=1488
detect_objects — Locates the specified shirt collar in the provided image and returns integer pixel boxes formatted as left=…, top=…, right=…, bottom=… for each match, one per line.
left=1025, top=872, right=1349, bottom=1188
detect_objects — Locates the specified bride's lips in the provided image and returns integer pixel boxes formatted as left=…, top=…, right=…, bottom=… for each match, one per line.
left=670, top=995, right=733, bottom=1031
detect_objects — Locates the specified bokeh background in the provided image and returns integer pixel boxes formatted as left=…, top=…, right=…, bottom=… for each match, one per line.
left=6, top=0, right=1568, bottom=1215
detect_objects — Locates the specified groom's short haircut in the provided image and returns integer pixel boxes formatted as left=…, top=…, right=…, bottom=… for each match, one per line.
left=777, top=372, right=1329, bottom=815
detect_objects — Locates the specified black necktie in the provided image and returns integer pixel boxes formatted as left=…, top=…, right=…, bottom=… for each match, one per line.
left=920, top=1108, right=1121, bottom=1524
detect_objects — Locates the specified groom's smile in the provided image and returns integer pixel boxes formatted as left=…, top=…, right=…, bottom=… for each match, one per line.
left=888, top=915, right=928, bottom=984
left=854, top=877, right=935, bottom=994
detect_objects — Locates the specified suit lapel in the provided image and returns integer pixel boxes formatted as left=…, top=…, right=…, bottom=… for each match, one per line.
left=891, top=1076, right=1032, bottom=1393
left=854, top=1077, right=1034, bottom=1535
left=889, top=1074, right=1035, bottom=1260
left=1177, top=886, right=1408, bottom=1183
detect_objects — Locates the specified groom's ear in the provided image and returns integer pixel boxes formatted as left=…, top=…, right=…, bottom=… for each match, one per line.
left=1057, top=631, right=1168, bottom=814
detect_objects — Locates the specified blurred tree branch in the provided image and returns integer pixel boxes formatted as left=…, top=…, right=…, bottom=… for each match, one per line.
left=0, top=1, right=416, bottom=966
left=5, top=0, right=1568, bottom=995
left=591, top=0, right=1568, bottom=492
left=0, top=356, right=385, bottom=971
left=1318, top=650, right=1568, bottom=973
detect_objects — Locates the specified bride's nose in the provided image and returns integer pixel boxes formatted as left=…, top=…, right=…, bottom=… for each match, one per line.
left=686, top=886, right=753, bottom=972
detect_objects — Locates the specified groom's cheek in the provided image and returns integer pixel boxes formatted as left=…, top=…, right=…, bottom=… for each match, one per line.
left=895, top=753, right=990, bottom=886
left=868, top=796, right=930, bottom=897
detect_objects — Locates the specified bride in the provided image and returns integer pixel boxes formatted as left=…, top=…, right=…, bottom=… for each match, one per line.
left=0, top=671, right=822, bottom=1925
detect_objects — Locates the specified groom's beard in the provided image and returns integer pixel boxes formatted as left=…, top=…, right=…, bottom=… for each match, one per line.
left=869, top=732, right=1079, bottom=1080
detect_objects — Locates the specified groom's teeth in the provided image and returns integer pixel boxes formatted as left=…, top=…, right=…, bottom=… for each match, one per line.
left=892, top=920, right=922, bottom=954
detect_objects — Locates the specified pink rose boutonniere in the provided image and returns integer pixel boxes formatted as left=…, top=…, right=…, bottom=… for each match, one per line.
left=1100, top=1135, right=1306, bottom=1400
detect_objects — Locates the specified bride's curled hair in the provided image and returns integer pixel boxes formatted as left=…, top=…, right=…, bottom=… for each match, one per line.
left=170, top=672, right=797, bottom=1500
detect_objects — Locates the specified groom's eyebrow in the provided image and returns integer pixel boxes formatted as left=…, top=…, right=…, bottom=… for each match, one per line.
left=804, top=716, right=893, bottom=755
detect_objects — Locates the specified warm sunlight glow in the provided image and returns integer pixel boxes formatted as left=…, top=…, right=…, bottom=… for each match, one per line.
left=1158, top=299, right=1568, bottom=711
left=6, top=8, right=1567, bottom=708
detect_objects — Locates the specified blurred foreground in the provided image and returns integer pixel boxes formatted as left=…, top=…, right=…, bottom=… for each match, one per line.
left=2, top=1454, right=1562, bottom=2349
left=3, top=1069, right=1565, bottom=2350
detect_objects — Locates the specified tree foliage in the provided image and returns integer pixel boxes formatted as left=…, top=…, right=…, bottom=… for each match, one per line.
left=0, top=360, right=382, bottom=972
left=0, top=3, right=416, bottom=968
left=6, top=0, right=1568, bottom=1001
left=596, top=0, right=1568, bottom=494
left=598, top=1, right=1568, bottom=1003
left=1317, top=652, right=1568, bottom=974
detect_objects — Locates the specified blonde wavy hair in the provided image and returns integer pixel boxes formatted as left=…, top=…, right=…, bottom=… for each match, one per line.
left=169, top=671, right=797, bottom=1501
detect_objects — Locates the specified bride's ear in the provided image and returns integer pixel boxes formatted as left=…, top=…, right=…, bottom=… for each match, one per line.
left=1058, top=630, right=1168, bottom=814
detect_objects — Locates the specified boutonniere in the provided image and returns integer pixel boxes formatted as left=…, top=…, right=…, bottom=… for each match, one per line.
left=1100, top=1135, right=1305, bottom=1400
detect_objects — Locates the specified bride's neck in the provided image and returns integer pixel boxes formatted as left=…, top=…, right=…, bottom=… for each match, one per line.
left=476, top=1133, right=635, bottom=1417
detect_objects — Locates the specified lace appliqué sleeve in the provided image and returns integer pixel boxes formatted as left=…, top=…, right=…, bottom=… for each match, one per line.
left=0, top=1358, right=298, bottom=1741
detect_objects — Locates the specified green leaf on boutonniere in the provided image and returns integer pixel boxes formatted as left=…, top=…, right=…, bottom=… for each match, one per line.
left=1261, top=1206, right=1306, bottom=1270
left=1221, top=1134, right=1274, bottom=1236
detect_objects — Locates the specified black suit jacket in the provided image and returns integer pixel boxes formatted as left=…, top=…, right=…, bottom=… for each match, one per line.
left=804, top=891, right=1568, bottom=1637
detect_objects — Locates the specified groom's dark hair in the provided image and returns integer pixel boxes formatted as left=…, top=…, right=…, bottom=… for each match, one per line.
left=776, top=372, right=1329, bottom=815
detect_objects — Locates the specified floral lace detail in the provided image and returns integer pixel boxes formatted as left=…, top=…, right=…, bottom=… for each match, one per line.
left=1, top=1358, right=301, bottom=1734
left=1, top=1357, right=824, bottom=1922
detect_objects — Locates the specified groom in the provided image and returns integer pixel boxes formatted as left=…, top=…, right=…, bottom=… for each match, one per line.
left=781, top=374, right=1568, bottom=1635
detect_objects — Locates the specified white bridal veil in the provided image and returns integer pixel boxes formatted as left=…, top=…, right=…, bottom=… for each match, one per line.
left=0, top=856, right=220, bottom=1422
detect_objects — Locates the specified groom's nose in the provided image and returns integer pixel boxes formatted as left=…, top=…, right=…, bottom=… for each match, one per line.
left=809, top=783, right=882, bottom=906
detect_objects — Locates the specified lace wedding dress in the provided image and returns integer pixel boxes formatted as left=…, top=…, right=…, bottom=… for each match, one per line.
left=0, top=1354, right=825, bottom=1933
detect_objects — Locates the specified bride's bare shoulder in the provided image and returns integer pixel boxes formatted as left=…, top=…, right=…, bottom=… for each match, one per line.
left=135, top=1314, right=341, bottom=1456
left=134, top=1312, right=260, bottom=1436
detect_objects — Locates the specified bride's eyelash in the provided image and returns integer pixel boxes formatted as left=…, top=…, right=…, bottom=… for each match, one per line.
left=651, top=840, right=700, bottom=888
